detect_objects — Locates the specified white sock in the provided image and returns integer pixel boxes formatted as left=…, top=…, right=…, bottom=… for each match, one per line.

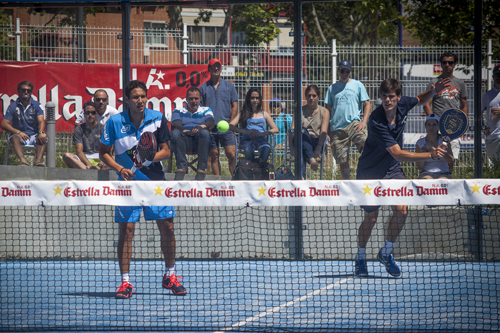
left=122, top=272, right=130, bottom=282
left=381, top=240, right=395, bottom=256
left=355, top=247, right=366, bottom=261
left=165, top=266, right=175, bottom=277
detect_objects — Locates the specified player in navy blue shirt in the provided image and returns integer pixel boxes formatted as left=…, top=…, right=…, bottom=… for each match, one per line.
left=100, top=80, right=187, bottom=298
left=354, top=77, right=450, bottom=278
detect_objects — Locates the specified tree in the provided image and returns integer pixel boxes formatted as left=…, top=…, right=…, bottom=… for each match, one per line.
left=401, top=0, right=500, bottom=53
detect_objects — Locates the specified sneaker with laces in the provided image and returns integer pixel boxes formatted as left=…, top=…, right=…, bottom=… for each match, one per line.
left=115, top=281, right=134, bottom=299
left=354, top=259, right=368, bottom=277
left=377, top=251, right=401, bottom=277
left=162, top=274, right=187, bottom=295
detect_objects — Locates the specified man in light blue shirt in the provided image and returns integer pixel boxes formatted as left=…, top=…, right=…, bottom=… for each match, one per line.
left=325, top=60, right=372, bottom=179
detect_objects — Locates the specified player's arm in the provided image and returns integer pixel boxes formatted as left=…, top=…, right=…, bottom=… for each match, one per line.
left=423, top=99, right=433, bottom=116
left=36, top=114, right=47, bottom=145
left=387, top=143, right=446, bottom=162
left=314, top=108, right=331, bottom=158
left=414, top=144, right=425, bottom=170
left=100, top=144, right=133, bottom=180
left=228, top=113, right=245, bottom=133
left=355, top=100, right=372, bottom=132
left=171, top=120, right=186, bottom=132
left=460, top=97, right=468, bottom=116
left=204, top=117, right=215, bottom=130
left=153, top=142, right=170, bottom=162
left=75, top=143, right=92, bottom=168
left=417, top=77, right=451, bottom=106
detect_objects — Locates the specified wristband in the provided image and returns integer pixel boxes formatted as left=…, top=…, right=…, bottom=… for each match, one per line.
left=97, top=163, right=103, bottom=169
left=119, top=167, right=124, bottom=174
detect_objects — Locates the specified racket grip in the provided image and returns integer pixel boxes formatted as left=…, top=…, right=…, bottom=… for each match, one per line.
left=130, top=165, right=137, bottom=173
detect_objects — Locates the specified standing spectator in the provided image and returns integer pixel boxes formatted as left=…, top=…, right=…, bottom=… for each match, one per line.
left=75, top=89, right=120, bottom=126
left=199, top=59, right=239, bottom=175
left=354, top=77, right=449, bottom=278
left=423, top=52, right=468, bottom=168
left=99, top=80, right=186, bottom=299
left=62, top=101, right=108, bottom=170
left=481, top=64, right=500, bottom=167
left=1, top=80, right=47, bottom=167
left=325, top=60, right=372, bottom=179
left=269, top=98, right=292, bottom=149
left=171, top=87, right=215, bottom=180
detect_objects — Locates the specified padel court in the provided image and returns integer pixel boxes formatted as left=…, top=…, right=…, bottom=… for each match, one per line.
left=1, top=259, right=498, bottom=332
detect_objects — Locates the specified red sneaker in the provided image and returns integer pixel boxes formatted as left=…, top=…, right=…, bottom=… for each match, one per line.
left=162, top=274, right=187, bottom=295
left=115, top=281, right=134, bottom=299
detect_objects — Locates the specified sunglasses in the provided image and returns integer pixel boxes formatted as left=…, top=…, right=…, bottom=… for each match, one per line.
left=441, top=61, right=455, bottom=66
left=95, top=98, right=107, bottom=102
left=20, top=88, right=32, bottom=93
left=84, top=111, right=97, bottom=115
left=340, top=69, right=351, bottom=74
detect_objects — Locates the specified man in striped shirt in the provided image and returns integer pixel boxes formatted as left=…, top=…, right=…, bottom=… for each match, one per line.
left=171, top=86, right=215, bottom=180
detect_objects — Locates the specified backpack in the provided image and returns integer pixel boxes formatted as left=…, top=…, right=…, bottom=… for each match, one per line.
left=233, top=159, right=271, bottom=180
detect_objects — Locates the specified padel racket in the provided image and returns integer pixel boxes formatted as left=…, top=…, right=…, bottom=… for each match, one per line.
left=131, top=131, right=157, bottom=173
left=439, top=108, right=468, bottom=146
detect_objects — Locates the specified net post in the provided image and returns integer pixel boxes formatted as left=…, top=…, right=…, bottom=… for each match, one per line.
left=292, top=206, right=303, bottom=260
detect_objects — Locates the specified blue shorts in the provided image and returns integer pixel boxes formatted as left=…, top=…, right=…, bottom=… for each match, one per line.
left=115, top=206, right=176, bottom=223
left=359, top=169, right=406, bottom=213
left=211, top=130, right=236, bottom=148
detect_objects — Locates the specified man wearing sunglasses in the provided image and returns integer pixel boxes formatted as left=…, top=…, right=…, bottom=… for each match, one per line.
left=424, top=52, right=468, bottom=168
left=325, top=59, right=372, bottom=179
left=1, top=80, right=47, bottom=167
left=75, top=89, right=119, bottom=126
left=62, top=101, right=108, bottom=170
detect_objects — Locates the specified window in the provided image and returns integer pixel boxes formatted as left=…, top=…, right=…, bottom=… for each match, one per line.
left=188, top=25, right=225, bottom=45
left=144, top=21, right=168, bottom=46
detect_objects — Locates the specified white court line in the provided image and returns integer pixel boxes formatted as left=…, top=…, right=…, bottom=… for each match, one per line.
left=214, top=276, right=354, bottom=333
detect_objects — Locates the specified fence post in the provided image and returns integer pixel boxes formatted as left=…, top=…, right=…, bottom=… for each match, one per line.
left=15, top=18, right=20, bottom=61
left=182, top=24, right=188, bottom=65
left=487, top=39, right=492, bottom=91
left=332, top=39, right=337, bottom=84
left=45, top=102, right=56, bottom=168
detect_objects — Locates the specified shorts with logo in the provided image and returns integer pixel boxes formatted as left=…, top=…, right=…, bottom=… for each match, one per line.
left=330, top=120, right=367, bottom=164
left=9, top=133, right=44, bottom=146
left=359, top=168, right=406, bottom=213
left=115, top=206, right=176, bottom=223
left=211, top=129, right=236, bottom=148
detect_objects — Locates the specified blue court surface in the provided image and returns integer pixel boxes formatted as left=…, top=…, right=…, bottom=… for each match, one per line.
left=1, top=260, right=499, bottom=332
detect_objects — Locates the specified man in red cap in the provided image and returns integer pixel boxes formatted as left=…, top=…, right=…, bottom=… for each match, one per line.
left=199, top=59, right=239, bottom=175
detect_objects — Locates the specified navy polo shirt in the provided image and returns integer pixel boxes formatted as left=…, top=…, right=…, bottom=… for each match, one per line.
left=199, top=78, right=238, bottom=124
left=356, top=96, right=418, bottom=180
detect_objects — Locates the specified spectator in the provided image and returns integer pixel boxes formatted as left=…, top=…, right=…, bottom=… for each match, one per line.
left=62, top=101, right=109, bottom=170
left=170, top=87, right=215, bottom=180
left=423, top=52, right=468, bottom=169
left=325, top=60, right=372, bottom=179
left=199, top=59, right=238, bottom=175
left=288, top=85, right=330, bottom=179
left=75, top=89, right=119, bottom=126
left=415, top=114, right=454, bottom=179
left=269, top=98, right=292, bottom=149
left=481, top=64, right=500, bottom=167
left=1, top=80, right=47, bottom=167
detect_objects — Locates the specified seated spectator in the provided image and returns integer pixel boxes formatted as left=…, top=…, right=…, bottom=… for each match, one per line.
left=288, top=84, right=330, bottom=179
left=62, top=101, right=109, bottom=170
left=171, top=87, right=215, bottom=180
left=75, top=89, right=119, bottom=126
left=1, top=80, right=47, bottom=167
left=229, top=88, right=279, bottom=167
left=415, top=113, right=454, bottom=179
left=269, top=98, right=292, bottom=149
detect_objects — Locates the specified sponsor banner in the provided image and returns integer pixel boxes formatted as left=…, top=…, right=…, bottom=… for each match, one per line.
left=1, top=179, right=499, bottom=207
left=0, top=62, right=210, bottom=132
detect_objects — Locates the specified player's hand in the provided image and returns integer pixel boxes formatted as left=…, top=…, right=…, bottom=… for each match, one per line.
left=132, top=150, right=144, bottom=169
left=120, top=168, right=134, bottom=181
left=483, top=127, right=491, bottom=136
left=433, top=77, right=451, bottom=94
left=36, top=132, right=47, bottom=145
left=431, top=143, right=447, bottom=159
left=355, top=122, right=366, bottom=132
left=17, top=131, right=29, bottom=141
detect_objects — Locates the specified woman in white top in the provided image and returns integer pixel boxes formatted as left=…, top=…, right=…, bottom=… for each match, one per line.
left=230, top=88, right=278, bottom=166
left=415, top=113, right=454, bottom=179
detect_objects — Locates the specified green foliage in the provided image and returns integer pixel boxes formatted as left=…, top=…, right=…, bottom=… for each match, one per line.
left=401, top=0, right=500, bottom=55
left=28, top=7, right=110, bottom=27
left=231, top=4, right=283, bottom=46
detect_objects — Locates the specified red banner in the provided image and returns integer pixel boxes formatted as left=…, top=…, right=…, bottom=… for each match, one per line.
left=0, top=62, right=210, bottom=132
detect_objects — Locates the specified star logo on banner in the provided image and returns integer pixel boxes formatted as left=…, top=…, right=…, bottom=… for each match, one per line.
left=470, top=183, right=481, bottom=194
left=53, top=186, right=63, bottom=196
left=362, top=184, right=373, bottom=195
left=154, top=186, right=163, bottom=196
left=156, top=70, right=165, bottom=80
left=257, top=186, right=266, bottom=196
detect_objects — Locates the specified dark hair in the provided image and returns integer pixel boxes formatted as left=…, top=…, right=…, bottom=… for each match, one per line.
left=17, top=81, right=34, bottom=92
left=439, top=52, right=458, bottom=63
left=240, top=88, right=262, bottom=128
left=83, top=100, right=97, bottom=112
left=186, top=86, right=201, bottom=97
left=379, top=78, right=402, bottom=97
left=124, top=80, right=147, bottom=98
left=94, top=89, right=108, bottom=98
left=305, top=84, right=320, bottom=98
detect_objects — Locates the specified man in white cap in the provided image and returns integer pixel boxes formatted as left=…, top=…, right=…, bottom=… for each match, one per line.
left=325, top=59, right=372, bottom=179
left=199, top=58, right=239, bottom=175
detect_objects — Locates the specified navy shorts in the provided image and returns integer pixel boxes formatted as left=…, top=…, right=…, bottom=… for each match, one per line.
left=359, top=169, right=406, bottom=213
left=211, top=129, right=236, bottom=149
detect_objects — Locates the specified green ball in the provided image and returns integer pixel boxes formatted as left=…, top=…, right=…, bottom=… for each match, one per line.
left=217, top=120, right=230, bottom=133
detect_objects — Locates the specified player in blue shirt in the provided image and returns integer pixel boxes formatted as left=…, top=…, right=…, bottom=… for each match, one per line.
left=354, top=77, right=450, bottom=278
left=100, top=80, right=186, bottom=298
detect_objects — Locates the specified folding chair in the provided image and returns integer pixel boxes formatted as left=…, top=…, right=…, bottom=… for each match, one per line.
left=284, top=129, right=328, bottom=180
left=3, top=133, right=39, bottom=165
left=235, top=132, right=275, bottom=167
left=167, top=150, right=199, bottom=174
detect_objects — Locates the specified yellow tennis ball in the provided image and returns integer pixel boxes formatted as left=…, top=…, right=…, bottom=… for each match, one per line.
left=217, top=120, right=230, bottom=133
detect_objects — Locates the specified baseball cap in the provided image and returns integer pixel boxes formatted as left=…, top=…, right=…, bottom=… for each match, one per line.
left=338, top=60, right=352, bottom=71
left=493, top=64, right=500, bottom=75
left=269, top=98, right=281, bottom=106
left=426, top=113, right=440, bottom=123
left=208, top=59, right=222, bottom=67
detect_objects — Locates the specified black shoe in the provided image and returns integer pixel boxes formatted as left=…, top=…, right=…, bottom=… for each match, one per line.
left=174, top=170, right=186, bottom=180
left=195, top=172, right=206, bottom=180
left=115, top=281, right=134, bottom=299
left=162, top=274, right=187, bottom=295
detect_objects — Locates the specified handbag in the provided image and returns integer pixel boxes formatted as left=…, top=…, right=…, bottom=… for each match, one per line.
left=275, top=166, right=295, bottom=180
